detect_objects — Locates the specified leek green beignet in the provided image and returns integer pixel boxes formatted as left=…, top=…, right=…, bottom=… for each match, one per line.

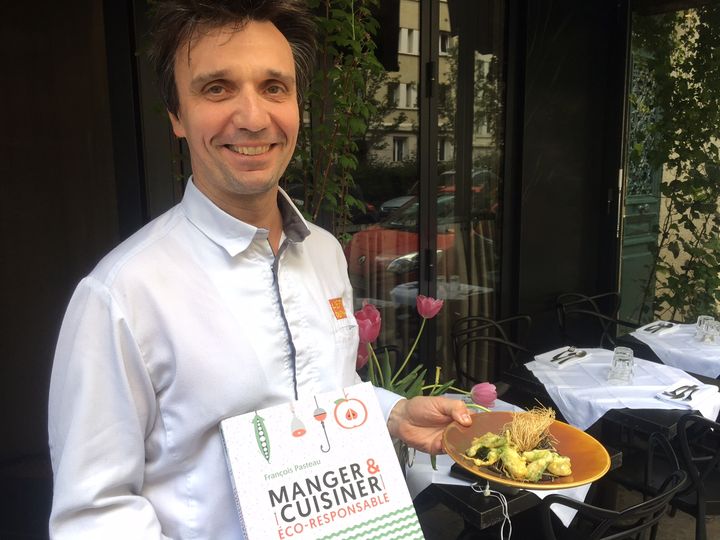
left=462, top=407, right=572, bottom=482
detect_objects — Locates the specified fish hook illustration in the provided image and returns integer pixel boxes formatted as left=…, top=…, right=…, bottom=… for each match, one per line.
left=313, top=396, right=331, bottom=453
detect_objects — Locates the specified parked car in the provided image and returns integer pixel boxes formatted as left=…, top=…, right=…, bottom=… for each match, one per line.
left=378, top=194, right=414, bottom=219
left=377, top=169, right=497, bottom=220
left=378, top=181, right=418, bottom=219
left=345, top=182, right=498, bottom=302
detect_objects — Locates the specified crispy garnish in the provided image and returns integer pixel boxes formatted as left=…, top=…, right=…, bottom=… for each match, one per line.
left=502, top=406, right=557, bottom=453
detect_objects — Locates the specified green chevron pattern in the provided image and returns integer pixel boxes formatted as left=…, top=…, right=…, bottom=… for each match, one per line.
left=315, top=505, right=423, bottom=540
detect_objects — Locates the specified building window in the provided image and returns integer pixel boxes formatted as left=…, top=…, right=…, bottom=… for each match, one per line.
left=438, top=138, right=453, bottom=162
left=389, top=82, right=417, bottom=109
left=439, top=32, right=451, bottom=55
left=388, top=83, right=399, bottom=106
left=438, top=83, right=449, bottom=107
left=398, top=28, right=419, bottom=55
left=475, top=114, right=489, bottom=136
left=393, top=137, right=408, bottom=162
left=404, top=83, right=417, bottom=109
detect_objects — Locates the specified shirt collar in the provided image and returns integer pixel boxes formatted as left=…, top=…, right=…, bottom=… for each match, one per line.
left=181, top=178, right=311, bottom=257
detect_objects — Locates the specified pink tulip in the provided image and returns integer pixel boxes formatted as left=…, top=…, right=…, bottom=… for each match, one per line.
left=355, top=303, right=381, bottom=343
left=416, top=295, right=444, bottom=319
left=471, top=382, right=497, bottom=408
left=356, top=344, right=369, bottom=370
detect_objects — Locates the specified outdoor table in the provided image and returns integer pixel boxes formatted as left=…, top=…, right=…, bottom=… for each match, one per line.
left=502, top=350, right=720, bottom=435
left=525, top=347, right=720, bottom=430
left=629, top=322, right=720, bottom=379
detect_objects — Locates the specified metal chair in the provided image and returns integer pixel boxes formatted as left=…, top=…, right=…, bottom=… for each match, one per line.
left=451, top=314, right=532, bottom=387
left=556, top=292, right=638, bottom=349
left=541, top=468, right=687, bottom=540
left=673, top=413, right=720, bottom=540
left=608, top=413, right=720, bottom=540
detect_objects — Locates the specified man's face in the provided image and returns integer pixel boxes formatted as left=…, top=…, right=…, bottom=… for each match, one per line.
left=170, top=21, right=299, bottom=205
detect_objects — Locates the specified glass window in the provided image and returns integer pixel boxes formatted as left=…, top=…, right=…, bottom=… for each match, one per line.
left=388, top=83, right=399, bottom=106
left=434, top=0, right=507, bottom=382
left=393, top=137, right=408, bottom=161
left=398, top=27, right=419, bottom=55
left=440, top=32, right=451, bottom=55
left=438, top=138, right=453, bottom=162
left=343, top=0, right=507, bottom=385
left=619, top=3, right=720, bottom=324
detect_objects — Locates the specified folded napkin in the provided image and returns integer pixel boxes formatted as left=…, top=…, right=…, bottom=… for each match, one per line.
left=534, top=346, right=592, bottom=369
left=655, top=379, right=720, bottom=419
left=637, top=320, right=680, bottom=336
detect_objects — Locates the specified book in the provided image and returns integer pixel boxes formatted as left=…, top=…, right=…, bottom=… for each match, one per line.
left=220, top=381, right=424, bottom=539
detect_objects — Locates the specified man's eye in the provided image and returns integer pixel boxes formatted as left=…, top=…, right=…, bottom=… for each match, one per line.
left=206, top=85, right=225, bottom=96
left=266, top=84, right=286, bottom=95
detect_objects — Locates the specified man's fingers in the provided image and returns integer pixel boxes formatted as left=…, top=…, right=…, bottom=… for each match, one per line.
left=447, top=399, right=472, bottom=426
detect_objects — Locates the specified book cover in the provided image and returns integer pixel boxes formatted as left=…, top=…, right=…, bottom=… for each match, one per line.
left=220, top=382, right=424, bottom=539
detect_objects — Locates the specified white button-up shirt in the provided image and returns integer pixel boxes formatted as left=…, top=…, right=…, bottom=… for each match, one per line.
left=48, top=180, right=400, bottom=539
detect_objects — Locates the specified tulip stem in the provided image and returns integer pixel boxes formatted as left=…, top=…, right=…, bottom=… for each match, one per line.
left=390, top=317, right=426, bottom=384
left=368, top=343, right=385, bottom=387
left=467, top=403, right=491, bottom=412
left=418, top=385, right=493, bottom=412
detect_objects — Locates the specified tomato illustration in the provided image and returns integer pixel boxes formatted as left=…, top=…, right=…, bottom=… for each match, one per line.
left=333, top=397, right=368, bottom=429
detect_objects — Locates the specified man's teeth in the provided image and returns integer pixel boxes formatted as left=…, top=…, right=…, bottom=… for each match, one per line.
left=227, top=145, right=270, bottom=155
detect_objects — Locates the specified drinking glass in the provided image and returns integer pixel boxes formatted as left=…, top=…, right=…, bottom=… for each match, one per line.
left=703, top=320, right=720, bottom=344
left=607, top=346, right=634, bottom=385
left=695, top=315, right=715, bottom=341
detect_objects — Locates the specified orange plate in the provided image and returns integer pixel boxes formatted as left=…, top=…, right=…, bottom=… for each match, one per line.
left=442, top=411, right=611, bottom=490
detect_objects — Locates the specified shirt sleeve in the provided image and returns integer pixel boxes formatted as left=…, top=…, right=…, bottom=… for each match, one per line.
left=373, top=386, right=405, bottom=422
left=48, top=277, right=169, bottom=539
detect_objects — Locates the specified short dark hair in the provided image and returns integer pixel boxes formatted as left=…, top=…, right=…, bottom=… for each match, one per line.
left=148, top=0, right=317, bottom=116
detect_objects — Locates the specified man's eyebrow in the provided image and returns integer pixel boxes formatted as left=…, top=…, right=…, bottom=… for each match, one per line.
left=190, top=69, right=295, bottom=89
left=190, top=70, right=230, bottom=89
left=265, top=69, right=296, bottom=86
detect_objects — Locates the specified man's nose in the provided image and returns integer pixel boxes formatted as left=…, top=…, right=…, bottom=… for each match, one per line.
left=231, top=91, right=270, bottom=132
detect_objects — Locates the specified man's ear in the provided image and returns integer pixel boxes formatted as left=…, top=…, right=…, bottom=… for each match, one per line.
left=168, top=111, right=185, bottom=138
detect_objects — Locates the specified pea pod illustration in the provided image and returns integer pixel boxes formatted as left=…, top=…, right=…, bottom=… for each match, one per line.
left=252, top=412, right=271, bottom=463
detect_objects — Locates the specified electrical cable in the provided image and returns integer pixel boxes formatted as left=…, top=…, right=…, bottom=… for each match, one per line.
left=471, top=481, right=512, bottom=540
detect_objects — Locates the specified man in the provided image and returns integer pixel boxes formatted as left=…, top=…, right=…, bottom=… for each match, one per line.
left=48, top=1, right=471, bottom=538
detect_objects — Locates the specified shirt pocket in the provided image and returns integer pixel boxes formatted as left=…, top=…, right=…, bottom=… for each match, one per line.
left=331, top=304, right=358, bottom=351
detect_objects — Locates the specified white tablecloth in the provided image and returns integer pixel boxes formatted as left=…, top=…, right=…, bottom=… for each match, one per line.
left=631, top=322, right=720, bottom=378
left=527, top=348, right=720, bottom=431
left=405, top=399, right=591, bottom=527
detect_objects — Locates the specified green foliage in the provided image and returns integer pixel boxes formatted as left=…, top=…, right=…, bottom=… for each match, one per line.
left=286, top=0, right=388, bottom=235
left=632, top=6, right=720, bottom=321
left=365, top=343, right=455, bottom=469
left=366, top=346, right=455, bottom=400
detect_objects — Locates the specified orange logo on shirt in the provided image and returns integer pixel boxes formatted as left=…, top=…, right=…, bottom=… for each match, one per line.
left=329, top=298, right=347, bottom=320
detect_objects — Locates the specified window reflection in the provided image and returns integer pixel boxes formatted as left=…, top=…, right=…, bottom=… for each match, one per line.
left=344, top=0, right=507, bottom=382
left=620, top=3, right=720, bottom=323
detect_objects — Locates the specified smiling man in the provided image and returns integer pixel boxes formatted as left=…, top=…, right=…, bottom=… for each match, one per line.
left=168, top=19, right=299, bottom=250
left=47, top=1, right=471, bottom=539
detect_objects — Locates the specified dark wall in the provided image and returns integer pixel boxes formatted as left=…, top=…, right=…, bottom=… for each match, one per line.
left=1, top=1, right=118, bottom=462
left=517, top=0, right=624, bottom=351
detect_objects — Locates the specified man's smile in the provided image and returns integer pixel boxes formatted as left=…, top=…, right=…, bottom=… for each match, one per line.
left=224, top=144, right=272, bottom=155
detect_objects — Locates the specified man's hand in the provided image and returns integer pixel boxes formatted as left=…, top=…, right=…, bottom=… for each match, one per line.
left=386, top=396, right=473, bottom=454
